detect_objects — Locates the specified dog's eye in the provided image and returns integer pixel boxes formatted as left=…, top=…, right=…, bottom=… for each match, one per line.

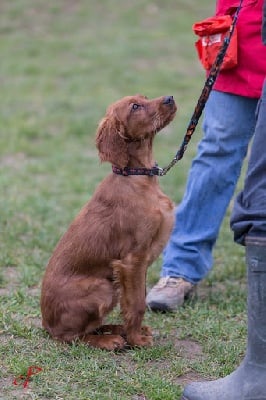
left=132, top=103, right=140, bottom=111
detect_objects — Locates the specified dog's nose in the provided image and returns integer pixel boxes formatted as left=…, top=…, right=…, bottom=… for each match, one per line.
left=163, top=95, right=174, bottom=105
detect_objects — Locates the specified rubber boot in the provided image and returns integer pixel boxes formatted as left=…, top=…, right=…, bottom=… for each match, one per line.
left=181, top=236, right=266, bottom=400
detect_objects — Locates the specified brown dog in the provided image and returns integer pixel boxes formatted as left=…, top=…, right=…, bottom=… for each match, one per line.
left=41, top=95, right=176, bottom=350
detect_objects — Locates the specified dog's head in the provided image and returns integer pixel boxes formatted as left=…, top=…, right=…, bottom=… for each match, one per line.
left=96, top=95, right=177, bottom=168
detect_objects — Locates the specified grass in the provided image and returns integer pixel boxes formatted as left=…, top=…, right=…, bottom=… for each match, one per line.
left=0, top=0, right=248, bottom=399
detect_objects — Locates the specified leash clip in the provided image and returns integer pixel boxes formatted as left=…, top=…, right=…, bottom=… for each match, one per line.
left=151, top=165, right=164, bottom=176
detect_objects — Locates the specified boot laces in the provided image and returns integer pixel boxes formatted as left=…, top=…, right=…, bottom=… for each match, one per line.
left=156, top=277, right=187, bottom=289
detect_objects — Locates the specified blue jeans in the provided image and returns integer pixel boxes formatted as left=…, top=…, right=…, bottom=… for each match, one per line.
left=231, top=80, right=266, bottom=244
left=161, top=90, right=258, bottom=284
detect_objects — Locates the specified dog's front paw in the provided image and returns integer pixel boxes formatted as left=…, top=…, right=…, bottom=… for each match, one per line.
left=127, top=334, right=153, bottom=348
left=141, top=325, right=153, bottom=336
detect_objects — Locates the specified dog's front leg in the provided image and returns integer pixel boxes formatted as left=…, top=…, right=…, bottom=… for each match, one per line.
left=112, top=255, right=153, bottom=347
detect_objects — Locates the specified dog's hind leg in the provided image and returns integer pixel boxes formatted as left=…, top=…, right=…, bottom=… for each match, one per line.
left=93, top=324, right=152, bottom=337
left=93, top=324, right=125, bottom=335
left=42, top=276, right=126, bottom=350
left=81, top=333, right=126, bottom=350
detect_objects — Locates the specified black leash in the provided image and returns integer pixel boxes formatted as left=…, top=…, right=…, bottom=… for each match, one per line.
left=153, top=0, right=243, bottom=177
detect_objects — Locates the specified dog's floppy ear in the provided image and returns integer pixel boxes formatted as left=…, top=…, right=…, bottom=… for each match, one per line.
left=96, top=115, right=129, bottom=168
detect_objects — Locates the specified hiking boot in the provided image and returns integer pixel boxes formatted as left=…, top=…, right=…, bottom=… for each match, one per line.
left=146, top=277, right=195, bottom=312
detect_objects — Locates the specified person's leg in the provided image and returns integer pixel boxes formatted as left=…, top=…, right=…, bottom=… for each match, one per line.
left=147, top=91, right=257, bottom=311
left=181, top=80, right=266, bottom=400
left=162, top=91, right=257, bottom=283
left=181, top=239, right=266, bottom=400
left=231, top=86, right=266, bottom=242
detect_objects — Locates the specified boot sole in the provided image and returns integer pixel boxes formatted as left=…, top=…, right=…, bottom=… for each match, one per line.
left=147, top=286, right=197, bottom=312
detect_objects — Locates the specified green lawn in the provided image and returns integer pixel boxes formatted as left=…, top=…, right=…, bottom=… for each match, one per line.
left=0, top=1, right=248, bottom=399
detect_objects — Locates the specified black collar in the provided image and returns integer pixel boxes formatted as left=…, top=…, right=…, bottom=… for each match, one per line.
left=112, top=165, right=162, bottom=176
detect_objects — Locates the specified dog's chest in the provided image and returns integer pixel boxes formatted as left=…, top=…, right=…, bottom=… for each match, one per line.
left=150, top=187, right=174, bottom=230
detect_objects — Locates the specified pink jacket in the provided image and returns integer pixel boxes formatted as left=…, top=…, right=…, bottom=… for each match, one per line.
left=214, top=0, right=266, bottom=98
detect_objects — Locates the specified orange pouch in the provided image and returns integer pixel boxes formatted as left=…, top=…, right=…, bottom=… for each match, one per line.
left=192, top=15, right=237, bottom=70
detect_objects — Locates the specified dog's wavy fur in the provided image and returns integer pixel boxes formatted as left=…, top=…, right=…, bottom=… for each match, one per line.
left=41, top=95, right=176, bottom=350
